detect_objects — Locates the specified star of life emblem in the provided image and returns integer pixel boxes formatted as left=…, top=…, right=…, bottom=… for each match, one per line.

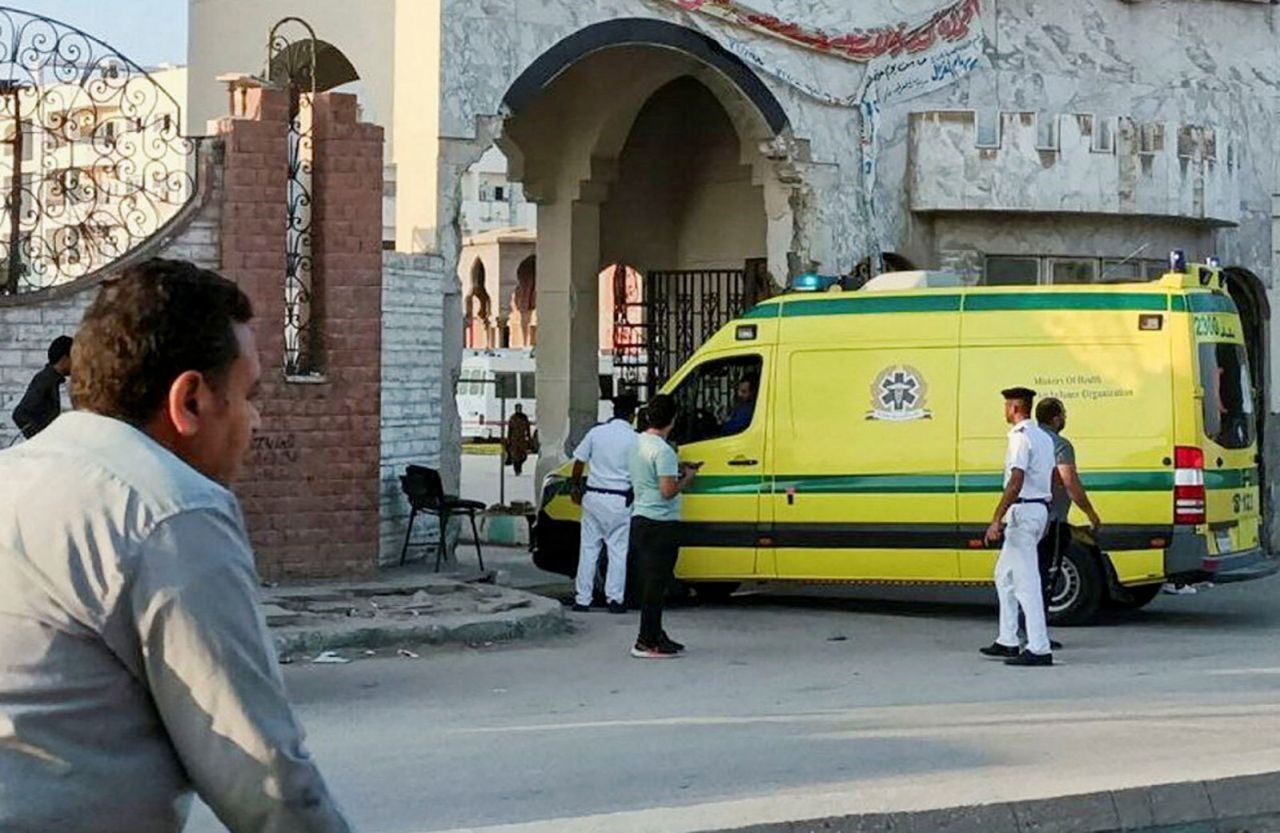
left=867, top=365, right=931, bottom=421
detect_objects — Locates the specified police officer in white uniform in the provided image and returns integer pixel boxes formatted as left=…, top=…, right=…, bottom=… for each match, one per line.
left=981, top=386, right=1057, bottom=667
left=570, top=394, right=640, bottom=613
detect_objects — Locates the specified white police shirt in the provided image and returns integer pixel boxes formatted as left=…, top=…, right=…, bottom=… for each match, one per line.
left=1004, top=418, right=1055, bottom=501
left=572, top=418, right=639, bottom=491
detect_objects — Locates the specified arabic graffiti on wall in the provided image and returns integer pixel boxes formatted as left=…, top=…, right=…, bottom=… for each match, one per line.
left=667, top=0, right=981, bottom=63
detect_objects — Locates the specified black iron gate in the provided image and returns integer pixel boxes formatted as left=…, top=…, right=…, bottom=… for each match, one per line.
left=613, top=267, right=750, bottom=400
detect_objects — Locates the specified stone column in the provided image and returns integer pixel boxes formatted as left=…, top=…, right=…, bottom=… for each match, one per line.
left=534, top=198, right=601, bottom=487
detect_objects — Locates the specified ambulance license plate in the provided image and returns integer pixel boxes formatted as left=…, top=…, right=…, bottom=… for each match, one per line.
left=1214, top=528, right=1233, bottom=555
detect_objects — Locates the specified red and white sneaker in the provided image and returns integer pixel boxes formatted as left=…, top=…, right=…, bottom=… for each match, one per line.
left=630, top=639, right=679, bottom=659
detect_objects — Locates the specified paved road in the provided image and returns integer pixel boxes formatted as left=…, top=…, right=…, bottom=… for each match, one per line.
left=460, top=450, right=537, bottom=507
left=188, top=575, right=1280, bottom=833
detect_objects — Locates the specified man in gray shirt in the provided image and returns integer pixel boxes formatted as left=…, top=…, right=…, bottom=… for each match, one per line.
left=1035, top=397, right=1103, bottom=629
left=0, top=259, right=353, bottom=832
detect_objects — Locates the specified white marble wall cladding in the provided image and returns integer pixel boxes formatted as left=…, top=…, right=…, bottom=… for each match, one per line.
left=441, top=0, right=1278, bottom=281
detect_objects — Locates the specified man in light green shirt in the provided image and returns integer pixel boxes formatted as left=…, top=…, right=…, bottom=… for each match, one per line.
left=628, top=394, right=698, bottom=658
left=0, top=260, right=353, bottom=833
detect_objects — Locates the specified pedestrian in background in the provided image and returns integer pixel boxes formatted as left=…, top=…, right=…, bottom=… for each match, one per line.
left=505, top=403, right=533, bottom=476
left=11, top=335, right=73, bottom=439
left=629, top=393, right=699, bottom=658
left=1034, top=396, right=1103, bottom=645
left=981, top=386, right=1056, bottom=667
left=569, top=394, right=639, bottom=613
left=0, top=259, right=353, bottom=833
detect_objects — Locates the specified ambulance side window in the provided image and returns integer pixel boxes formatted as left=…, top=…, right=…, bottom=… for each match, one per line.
left=668, top=355, right=763, bottom=445
left=1199, top=342, right=1254, bottom=449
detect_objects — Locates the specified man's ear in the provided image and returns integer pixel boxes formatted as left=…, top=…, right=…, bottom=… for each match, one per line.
left=166, top=370, right=206, bottom=438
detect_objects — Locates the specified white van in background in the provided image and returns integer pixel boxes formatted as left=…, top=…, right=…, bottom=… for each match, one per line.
left=458, top=349, right=626, bottom=441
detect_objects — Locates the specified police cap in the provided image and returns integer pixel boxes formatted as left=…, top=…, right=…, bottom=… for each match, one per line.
left=1000, top=386, right=1037, bottom=401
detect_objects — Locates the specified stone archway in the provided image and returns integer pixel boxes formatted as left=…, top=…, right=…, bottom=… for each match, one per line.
left=511, top=254, right=537, bottom=347
left=496, top=20, right=799, bottom=478
left=464, top=257, right=491, bottom=348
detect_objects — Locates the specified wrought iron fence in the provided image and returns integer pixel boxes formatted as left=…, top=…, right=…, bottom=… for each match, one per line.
left=267, top=17, right=318, bottom=376
left=613, top=268, right=749, bottom=399
left=0, top=7, right=198, bottom=294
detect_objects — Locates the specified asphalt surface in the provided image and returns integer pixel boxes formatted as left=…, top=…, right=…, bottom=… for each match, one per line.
left=461, top=449, right=537, bottom=507
left=187, top=572, right=1280, bottom=833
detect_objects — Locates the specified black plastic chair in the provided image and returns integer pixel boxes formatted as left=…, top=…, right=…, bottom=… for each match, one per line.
left=399, top=465, right=486, bottom=572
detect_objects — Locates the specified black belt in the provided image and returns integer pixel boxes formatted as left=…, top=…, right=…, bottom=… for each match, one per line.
left=586, top=485, right=634, bottom=507
left=1015, top=498, right=1051, bottom=507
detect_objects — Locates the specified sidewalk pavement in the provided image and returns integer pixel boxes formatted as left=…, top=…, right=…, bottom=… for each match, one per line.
left=262, top=550, right=570, bottom=662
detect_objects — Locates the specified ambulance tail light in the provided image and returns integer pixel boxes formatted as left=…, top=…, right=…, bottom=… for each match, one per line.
left=1174, top=446, right=1206, bottom=525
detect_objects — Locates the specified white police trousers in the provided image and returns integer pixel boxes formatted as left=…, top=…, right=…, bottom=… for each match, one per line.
left=575, top=491, right=631, bottom=606
left=994, top=503, right=1051, bottom=655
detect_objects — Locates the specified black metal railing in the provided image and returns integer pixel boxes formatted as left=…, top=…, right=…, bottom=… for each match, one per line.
left=267, top=17, right=318, bottom=376
left=613, top=267, right=748, bottom=399
left=0, top=7, right=197, bottom=294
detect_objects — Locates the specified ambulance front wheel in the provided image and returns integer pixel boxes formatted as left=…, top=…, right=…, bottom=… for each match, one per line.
left=1047, top=544, right=1105, bottom=626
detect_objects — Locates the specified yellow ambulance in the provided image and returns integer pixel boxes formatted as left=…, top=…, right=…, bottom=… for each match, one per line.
left=533, top=262, right=1273, bottom=624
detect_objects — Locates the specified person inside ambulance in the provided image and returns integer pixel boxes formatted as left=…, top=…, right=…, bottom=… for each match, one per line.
left=981, top=386, right=1057, bottom=668
left=721, top=376, right=759, bottom=436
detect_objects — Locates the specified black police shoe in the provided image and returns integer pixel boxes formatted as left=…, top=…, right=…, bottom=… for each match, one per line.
left=979, top=642, right=1020, bottom=658
left=1005, top=651, right=1053, bottom=667
left=607, top=601, right=627, bottom=614
left=570, top=603, right=591, bottom=613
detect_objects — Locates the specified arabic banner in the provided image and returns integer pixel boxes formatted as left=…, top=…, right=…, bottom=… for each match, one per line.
left=668, top=0, right=981, bottom=63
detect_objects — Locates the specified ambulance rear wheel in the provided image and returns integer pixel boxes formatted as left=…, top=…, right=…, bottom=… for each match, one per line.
left=1047, top=545, right=1104, bottom=626
left=692, top=582, right=741, bottom=603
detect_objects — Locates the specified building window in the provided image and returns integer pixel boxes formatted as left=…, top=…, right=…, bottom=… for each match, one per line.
left=983, top=256, right=1039, bottom=286
left=1046, top=258, right=1097, bottom=285
left=1100, top=258, right=1142, bottom=282
left=518, top=372, right=536, bottom=400
left=494, top=372, right=517, bottom=400
left=987, top=255, right=1170, bottom=287
left=493, top=185, right=505, bottom=202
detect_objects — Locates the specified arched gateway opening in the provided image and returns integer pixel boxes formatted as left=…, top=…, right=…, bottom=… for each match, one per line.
left=495, top=19, right=796, bottom=479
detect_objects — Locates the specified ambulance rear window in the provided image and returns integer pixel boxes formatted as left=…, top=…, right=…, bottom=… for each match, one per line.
left=1199, top=342, right=1254, bottom=450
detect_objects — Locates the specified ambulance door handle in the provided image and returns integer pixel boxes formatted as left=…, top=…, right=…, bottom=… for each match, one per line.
left=728, top=457, right=758, bottom=467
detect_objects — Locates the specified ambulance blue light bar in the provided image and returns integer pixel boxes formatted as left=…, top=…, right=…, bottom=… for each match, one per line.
left=1169, top=249, right=1187, bottom=273
left=790, top=273, right=840, bottom=293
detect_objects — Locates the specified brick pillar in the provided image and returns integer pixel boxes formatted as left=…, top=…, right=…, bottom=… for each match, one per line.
left=217, top=87, right=385, bottom=580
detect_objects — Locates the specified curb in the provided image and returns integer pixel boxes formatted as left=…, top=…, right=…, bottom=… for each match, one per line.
left=705, top=771, right=1280, bottom=833
left=271, top=593, right=568, bottom=657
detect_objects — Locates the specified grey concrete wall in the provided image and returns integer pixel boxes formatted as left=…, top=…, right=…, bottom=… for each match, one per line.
left=379, top=251, right=452, bottom=564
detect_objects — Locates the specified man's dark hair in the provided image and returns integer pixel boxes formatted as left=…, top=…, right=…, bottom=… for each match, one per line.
left=1000, top=386, right=1036, bottom=416
left=47, top=335, right=73, bottom=365
left=72, top=259, right=254, bottom=426
left=1035, top=396, right=1065, bottom=426
left=645, top=394, right=677, bottom=430
left=613, top=393, right=638, bottom=421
